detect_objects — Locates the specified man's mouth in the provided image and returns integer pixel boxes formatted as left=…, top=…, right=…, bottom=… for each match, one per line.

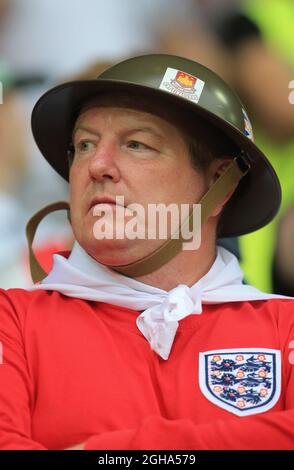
left=89, top=196, right=133, bottom=216
left=90, top=196, right=118, bottom=208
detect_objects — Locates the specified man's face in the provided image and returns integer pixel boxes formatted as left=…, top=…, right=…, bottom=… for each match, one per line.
left=69, top=102, right=209, bottom=266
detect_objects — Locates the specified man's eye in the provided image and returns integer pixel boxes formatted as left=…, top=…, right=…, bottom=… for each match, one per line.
left=75, top=140, right=95, bottom=152
left=127, top=141, right=150, bottom=150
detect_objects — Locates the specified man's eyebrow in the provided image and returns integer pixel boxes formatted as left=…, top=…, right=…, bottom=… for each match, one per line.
left=72, top=125, right=99, bottom=138
left=72, top=125, right=164, bottom=139
left=124, top=127, right=163, bottom=139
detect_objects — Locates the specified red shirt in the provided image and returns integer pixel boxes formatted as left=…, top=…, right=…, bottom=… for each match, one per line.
left=0, top=287, right=293, bottom=449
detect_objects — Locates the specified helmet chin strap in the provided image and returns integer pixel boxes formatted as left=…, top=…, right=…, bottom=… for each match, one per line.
left=26, top=152, right=250, bottom=283
left=26, top=201, right=71, bottom=283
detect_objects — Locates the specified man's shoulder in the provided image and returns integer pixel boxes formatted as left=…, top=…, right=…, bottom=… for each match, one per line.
left=1, top=286, right=50, bottom=300
left=245, top=297, right=294, bottom=313
left=245, top=297, right=294, bottom=327
left=0, top=287, right=84, bottom=333
left=0, top=287, right=67, bottom=313
left=208, top=296, right=293, bottom=317
left=253, top=297, right=294, bottom=308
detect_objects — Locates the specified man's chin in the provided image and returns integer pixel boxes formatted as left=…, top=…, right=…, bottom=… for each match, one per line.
left=80, top=236, right=162, bottom=268
left=80, top=237, right=135, bottom=266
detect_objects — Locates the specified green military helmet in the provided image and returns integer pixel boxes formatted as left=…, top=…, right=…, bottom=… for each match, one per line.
left=31, top=53, right=281, bottom=238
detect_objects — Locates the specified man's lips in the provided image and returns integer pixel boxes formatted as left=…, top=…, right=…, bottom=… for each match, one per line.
left=90, top=196, right=119, bottom=209
left=89, top=196, right=134, bottom=215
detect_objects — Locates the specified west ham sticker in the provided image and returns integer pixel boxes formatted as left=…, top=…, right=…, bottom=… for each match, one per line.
left=242, top=108, right=254, bottom=141
left=159, top=67, right=205, bottom=103
left=199, top=348, right=281, bottom=417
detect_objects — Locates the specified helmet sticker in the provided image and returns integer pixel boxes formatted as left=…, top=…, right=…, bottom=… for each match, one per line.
left=242, top=108, right=254, bottom=141
left=159, top=67, right=205, bottom=103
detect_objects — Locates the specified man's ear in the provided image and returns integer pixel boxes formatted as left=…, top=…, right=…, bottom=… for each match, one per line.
left=208, top=157, right=238, bottom=217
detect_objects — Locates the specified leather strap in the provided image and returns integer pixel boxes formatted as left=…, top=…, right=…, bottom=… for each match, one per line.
left=26, top=201, right=71, bottom=283
left=26, top=152, right=250, bottom=282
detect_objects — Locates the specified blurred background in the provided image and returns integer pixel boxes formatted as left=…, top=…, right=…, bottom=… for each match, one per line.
left=0, top=0, right=293, bottom=294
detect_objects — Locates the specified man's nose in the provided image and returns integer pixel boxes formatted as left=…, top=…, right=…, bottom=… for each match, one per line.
left=87, top=140, right=120, bottom=182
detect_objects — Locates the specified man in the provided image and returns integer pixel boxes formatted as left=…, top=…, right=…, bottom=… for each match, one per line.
left=0, top=54, right=293, bottom=450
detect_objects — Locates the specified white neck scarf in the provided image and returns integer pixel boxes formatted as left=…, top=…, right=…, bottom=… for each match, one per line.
left=31, top=242, right=286, bottom=360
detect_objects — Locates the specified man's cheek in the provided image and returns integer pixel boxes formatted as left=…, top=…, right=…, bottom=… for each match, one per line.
left=69, top=182, right=82, bottom=206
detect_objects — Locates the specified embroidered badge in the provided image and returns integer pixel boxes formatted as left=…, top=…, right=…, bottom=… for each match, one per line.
left=159, top=67, right=205, bottom=103
left=242, top=108, right=254, bottom=141
left=199, top=348, right=281, bottom=416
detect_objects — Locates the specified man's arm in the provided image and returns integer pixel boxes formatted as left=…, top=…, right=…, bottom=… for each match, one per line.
left=73, top=408, right=292, bottom=450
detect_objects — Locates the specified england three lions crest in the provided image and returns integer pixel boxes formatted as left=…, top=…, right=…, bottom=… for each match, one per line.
left=199, top=348, right=281, bottom=416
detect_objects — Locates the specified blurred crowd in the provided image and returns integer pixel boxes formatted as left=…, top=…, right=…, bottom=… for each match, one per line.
left=0, top=0, right=293, bottom=295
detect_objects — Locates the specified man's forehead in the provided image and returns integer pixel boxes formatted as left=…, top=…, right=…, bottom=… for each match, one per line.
left=78, top=92, right=154, bottom=115
left=76, top=91, right=186, bottom=124
left=73, top=91, right=200, bottom=141
left=79, top=94, right=122, bottom=113
left=74, top=93, right=178, bottom=133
